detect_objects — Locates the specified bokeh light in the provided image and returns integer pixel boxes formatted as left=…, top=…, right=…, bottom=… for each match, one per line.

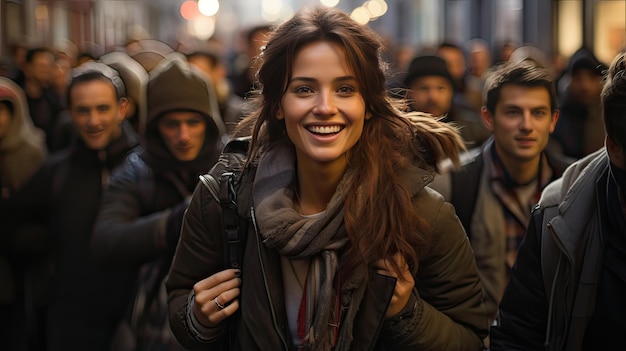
left=198, top=0, right=219, bottom=17
left=350, top=6, right=370, bottom=25
left=188, top=16, right=216, bottom=40
left=180, top=1, right=199, bottom=21
left=320, top=0, right=340, bottom=7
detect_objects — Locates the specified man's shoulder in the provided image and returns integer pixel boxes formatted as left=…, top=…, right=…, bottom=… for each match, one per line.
left=451, top=148, right=485, bottom=181
left=539, top=149, right=608, bottom=208
left=207, top=137, right=251, bottom=177
left=430, top=147, right=483, bottom=201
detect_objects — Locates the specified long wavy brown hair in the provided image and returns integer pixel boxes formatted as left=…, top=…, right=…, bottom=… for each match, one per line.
left=235, top=7, right=465, bottom=277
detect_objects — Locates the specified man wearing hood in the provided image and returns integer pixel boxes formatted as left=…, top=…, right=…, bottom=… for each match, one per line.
left=92, top=53, right=226, bottom=350
left=0, top=77, right=47, bottom=351
left=553, top=46, right=608, bottom=159
left=0, top=77, right=47, bottom=199
left=6, top=61, right=140, bottom=350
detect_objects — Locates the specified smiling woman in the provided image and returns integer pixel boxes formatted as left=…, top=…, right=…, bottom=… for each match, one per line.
left=278, top=41, right=366, bottom=183
left=166, top=6, right=489, bottom=351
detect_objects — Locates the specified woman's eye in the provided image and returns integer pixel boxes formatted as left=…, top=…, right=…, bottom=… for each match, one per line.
left=294, top=86, right=313, bottom=94
left=337, top=85, right=356, bottom=94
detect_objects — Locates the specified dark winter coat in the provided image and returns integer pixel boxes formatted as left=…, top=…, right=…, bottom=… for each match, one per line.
left=166, top=147, right=489, bottom=351
left=491, top=149, right=612, bottom=350
left=7, top=121, right=139, bottom=351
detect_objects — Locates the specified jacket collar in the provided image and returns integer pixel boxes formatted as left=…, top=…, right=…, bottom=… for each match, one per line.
left=548, top=149, right=608, bottom=255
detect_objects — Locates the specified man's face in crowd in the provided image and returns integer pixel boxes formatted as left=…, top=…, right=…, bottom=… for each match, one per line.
left=27, top=51, right=55, bottom=88
left=407, top=76, right=454, bottom=117
left=483, top=84, right=559, bottom=165
left=69, top=79, right=126, bottom=150
left=569, top=69, right=603, bottom=106
left=157, top=111, right=207, bottom=161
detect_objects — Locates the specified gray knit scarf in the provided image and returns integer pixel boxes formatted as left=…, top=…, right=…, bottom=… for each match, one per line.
left=252, top=142, right=367, bottom=351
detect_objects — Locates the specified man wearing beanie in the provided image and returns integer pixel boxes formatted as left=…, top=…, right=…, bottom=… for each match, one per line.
left=92, top=53, right=226, bottom=350
left=404, top=54, right=490, bottom=148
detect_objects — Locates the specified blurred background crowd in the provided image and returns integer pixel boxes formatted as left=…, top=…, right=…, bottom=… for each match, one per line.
left=0, top=0, right=624, bottom=350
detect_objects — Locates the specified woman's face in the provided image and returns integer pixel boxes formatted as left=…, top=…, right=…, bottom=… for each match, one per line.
left=279, top=41, right=367, bottom=171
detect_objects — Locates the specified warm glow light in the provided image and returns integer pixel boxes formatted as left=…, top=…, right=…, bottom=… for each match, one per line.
left=189, top=16, right=216, bottom=40
left=35, top=5, right=49, bottom=20
left=262, top=0, right=282, bottom=22
left=365, top=1, right=380, bottom=17
left=320, top=0, right=340, bottom=7
left=198, top=0, right=219, bottom=17
left=180, top=1, right=199, bottom=20
left=350, top=6, right=370, bottom=25
left=367, top=0, right=388, bottom=18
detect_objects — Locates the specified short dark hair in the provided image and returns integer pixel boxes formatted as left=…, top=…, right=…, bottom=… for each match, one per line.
left=601, top=52, right=626, bottom=150
left=483, top=60, right=557, bottom=115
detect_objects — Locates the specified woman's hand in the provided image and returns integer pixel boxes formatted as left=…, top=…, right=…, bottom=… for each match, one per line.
left=374, top=253, right=415, bottom=317
left=192, top=269, right=241, bottom=327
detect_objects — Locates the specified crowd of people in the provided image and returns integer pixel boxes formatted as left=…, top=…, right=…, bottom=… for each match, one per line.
left=0, top=4, right=624, bottom=351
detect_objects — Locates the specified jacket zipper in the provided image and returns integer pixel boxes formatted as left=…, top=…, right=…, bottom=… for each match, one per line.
left=547, top=222, right=574, bottom=350
left=251, top=206, right=289, bottom=350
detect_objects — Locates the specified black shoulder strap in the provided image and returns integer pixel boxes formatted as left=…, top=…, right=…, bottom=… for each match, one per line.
left=219, top=171, right=243, bottom=270
left=450, top=155, right=484, bottom=236
left=214, top=137, right=254, bottom=271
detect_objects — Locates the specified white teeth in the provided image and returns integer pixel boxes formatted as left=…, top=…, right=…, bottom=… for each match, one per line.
left=308, top=125, right=342, bottom=134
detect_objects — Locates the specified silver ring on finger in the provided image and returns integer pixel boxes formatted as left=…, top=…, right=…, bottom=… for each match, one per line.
left=214, top=296, right=225, bottom=310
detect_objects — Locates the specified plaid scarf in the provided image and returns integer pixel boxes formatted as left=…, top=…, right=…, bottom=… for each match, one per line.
left=252, top=142, right=367, bottom=351
left=486, top=142, right=553, bottom=270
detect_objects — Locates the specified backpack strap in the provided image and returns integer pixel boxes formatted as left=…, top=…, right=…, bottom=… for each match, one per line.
left=219, top=171, right=243, bottom=270
left=199, top=136, right=254, bottom=272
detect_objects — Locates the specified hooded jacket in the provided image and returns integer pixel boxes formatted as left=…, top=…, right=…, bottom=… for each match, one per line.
left=0, top=75, right=47, bottom=339
left=91, top=55, right=226, bottom=349
left=6, top=117, right=140, bottom=350
left=0, top=77, right=47, bottom=199
left=554, top=47, right=608, bottom=159
left=93, top=54, right=226, bottom=266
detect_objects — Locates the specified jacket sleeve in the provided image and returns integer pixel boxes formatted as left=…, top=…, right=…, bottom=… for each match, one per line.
left=490, top=208, right=549, bottom=350
left=166, top=180, right=228, bottom=349
left=91, top=158, right=168, bottom=268
left=383, top=189, right=489, bottom=350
